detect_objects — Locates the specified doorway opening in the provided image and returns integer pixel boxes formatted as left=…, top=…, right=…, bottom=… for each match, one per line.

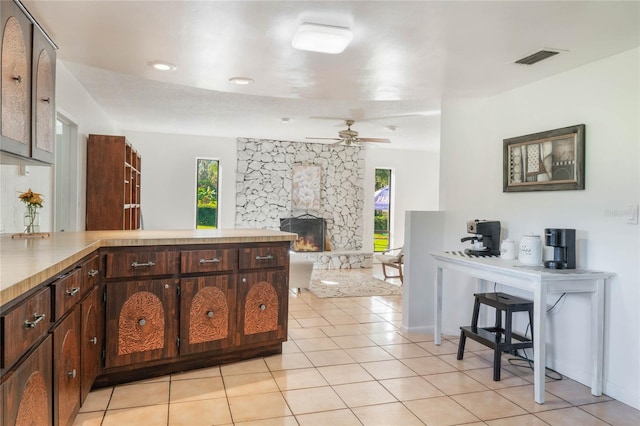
left=374, top=168, right=392, bottom=252
left=54, top=114, right=79, bottom=232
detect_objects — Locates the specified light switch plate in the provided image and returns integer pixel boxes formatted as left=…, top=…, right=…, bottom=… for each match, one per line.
left=627, top=204, right=639, bottom=225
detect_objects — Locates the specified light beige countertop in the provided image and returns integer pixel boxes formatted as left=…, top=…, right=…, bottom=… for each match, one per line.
left=0, top=229, right=296, bottom=307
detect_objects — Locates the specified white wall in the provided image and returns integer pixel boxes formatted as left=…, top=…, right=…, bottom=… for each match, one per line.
left=0, top=61, right=118, bottom=233
left=120, top=132, right=440, bottom=244
left=364, top=148, right=440, bottom=251
left=439, top=48, right=639, bottom=408
left=123, top=131, right=237, bottom=230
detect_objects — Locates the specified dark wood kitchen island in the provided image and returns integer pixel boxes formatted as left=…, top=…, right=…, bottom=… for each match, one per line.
left=0, top=229, right=295, bottom=426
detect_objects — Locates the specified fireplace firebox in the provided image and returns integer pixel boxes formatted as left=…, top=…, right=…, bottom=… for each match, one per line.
left=280, top=215, right=326, bottom=252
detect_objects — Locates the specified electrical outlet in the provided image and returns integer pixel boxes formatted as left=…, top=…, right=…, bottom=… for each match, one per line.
left=627, top=204, right=639, bottom=225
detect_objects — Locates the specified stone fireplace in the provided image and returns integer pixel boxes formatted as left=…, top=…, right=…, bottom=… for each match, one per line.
left=235, top=138, right=365, bottom=251
left=279, top=215, right=326, bottom=252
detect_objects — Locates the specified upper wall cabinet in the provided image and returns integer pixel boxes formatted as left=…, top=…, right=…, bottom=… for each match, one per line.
left=1, top=0, right=56, bottom=165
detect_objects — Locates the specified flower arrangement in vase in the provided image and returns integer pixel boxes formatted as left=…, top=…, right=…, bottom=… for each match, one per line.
left=18, top=188, right=44, bottom=234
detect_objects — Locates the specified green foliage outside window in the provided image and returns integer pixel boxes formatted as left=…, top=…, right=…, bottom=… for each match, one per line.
left=374, top=168, right=391, bottom=251
left=196, top=159, right=219, bottom=229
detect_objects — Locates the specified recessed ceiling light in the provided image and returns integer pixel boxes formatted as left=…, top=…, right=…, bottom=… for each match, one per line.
left=386, top=125, right=398, bottom=132
left=148, top=61, right=176, bottom=71
left=281, top=118, right=290, bottom=123
left=229, top=77, right=254, bottom=85
left=292, top=23, right=353, bottom=54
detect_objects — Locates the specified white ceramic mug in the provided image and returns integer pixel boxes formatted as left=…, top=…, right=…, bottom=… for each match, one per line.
left=519, top=234, right=542, bottom=265
left=500, top=239, right=516, bottom=260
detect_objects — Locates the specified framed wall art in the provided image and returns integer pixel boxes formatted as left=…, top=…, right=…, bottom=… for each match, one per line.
left=503, top=124, right=585, bottom=192
left=292, top=164, right=321, bottom=210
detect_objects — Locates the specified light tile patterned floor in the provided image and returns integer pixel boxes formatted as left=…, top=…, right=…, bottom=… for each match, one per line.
left=73, top=267, right=640, bottom=426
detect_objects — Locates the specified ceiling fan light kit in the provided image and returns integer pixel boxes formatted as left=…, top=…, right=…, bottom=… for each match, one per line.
left=292, top=23, right=353, bottom=54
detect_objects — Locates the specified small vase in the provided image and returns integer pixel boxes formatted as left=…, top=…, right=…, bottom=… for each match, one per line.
left=24, top=209, right=40, bottom=234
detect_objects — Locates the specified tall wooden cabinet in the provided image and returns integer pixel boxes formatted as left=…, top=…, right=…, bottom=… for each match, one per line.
left=86, top=134, right=142, bottom=230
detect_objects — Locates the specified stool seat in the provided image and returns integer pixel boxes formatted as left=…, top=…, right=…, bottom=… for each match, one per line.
left=457, top=292, right=533, bottom=381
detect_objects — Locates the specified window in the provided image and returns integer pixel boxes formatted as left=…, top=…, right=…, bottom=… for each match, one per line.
left=196, top=158, right=219, bottom=229
left=374, top=168, right=392, bottom=252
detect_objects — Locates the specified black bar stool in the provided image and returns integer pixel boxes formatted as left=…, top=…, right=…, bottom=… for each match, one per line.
left=457, top=292, right=534, bottom=381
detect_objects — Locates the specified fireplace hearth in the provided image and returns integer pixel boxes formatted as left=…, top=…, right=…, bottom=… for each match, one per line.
left=280, top=214, right=326, bottom=252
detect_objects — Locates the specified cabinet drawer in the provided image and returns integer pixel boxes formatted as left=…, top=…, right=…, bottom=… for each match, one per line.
left=238, top=246, right=288, bottom=270
left=51, top=268, right=84, bottom=321
left=2, top=286, right=51, bottom=370
left=82, top=254, right=101, bottom=294
left=181, top=249, right=237, bottom=273
left=105, top=250, right=178, bottom=278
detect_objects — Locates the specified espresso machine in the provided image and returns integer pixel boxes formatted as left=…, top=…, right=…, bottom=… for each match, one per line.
left=461, top=220, right=501, bottom=256
left=543, top=228, right=576, bottom=269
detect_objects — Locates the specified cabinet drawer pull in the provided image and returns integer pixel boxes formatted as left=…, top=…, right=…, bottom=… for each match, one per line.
left=241, top=278, right=247, bottom=283
left=67, top=369, right=77, bottom=379
left=13, top=75, right=22, bottom=83
left=255, top=255, right=274, bottom=261
left=259, top=304, right=266, bottom=311
left=89, top=337, right=98, bottom=345
left=199, top=258, right=221, bottom=264
left=206, top=310, right=214, bottom=318
left=131, top=261, right=156, bottom=268
left=88, top=269, right=99, bottom=277
left=138, top=318, right=146, bottom=326
left=42, top=97, right=50, bottom=103
left=24, top=313, right=46, bottom=328
left=66, top=287, right=80, bottom=297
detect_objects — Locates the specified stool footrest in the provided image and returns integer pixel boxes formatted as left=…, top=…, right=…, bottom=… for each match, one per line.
left=460, top=326, right=533, bottom=352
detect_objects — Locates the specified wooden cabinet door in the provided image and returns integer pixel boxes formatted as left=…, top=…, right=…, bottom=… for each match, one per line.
left=53, top=307, right=81, bottom=426
left=1, top=0, right=32, bottom=156
left=236, top=270, right=288, bottom=346
left=179, top=275, right=235, bottom=355
left=105, top=279, right=178, bottom=368
left=3, top=336, right=53, bottom=426
left=80, top=285, right=103, bottom=404
left=30, top=27, right=56, bottom=163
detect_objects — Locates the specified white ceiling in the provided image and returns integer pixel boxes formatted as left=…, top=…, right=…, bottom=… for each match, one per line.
left=23, top=1, right=640, bottom=151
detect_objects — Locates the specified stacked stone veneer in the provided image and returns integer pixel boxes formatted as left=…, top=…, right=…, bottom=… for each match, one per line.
left=235, top=138, right=365, bottom=251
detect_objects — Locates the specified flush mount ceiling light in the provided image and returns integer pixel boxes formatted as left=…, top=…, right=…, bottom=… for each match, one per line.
left=147, top=60, right=176, bottom=71
left=292, top=23, right=353, bottom=54
left=228, top=77, right=254, bottom=85
left=281, top=117, right=290, bottom=124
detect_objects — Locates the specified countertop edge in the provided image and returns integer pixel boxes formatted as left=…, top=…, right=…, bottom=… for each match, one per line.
left=1, top=231, right=296, bottom=307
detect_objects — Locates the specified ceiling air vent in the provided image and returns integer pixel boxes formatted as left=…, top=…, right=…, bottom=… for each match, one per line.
left=514, top=49, right=560, bottom=65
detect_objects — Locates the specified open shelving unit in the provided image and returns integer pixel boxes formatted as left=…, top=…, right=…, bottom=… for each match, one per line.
left=86, top=134, right=141, bottom=230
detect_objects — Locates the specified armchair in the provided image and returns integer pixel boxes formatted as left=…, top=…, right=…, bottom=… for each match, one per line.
left=374, top=247, right=404, bottom=282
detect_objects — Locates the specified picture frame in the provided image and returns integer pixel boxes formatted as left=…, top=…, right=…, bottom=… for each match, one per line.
left=503, top=124, right=585, bottom=192
left=292, top=164, right=321, bottom=210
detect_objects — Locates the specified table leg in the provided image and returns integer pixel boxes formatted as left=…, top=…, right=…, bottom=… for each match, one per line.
left=435, top=265, right=443, bottom=345
left=533, top=282, right=546, bottom=404
left=591, top=278, right=605, bottom=396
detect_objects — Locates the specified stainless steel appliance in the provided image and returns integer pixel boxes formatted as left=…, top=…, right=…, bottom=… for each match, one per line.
left=544, top=228, right=576, bottom=269
left=461, top=220, right=501, bottom=256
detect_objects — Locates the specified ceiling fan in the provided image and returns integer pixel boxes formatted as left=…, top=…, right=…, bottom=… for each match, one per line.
left=305, top=120, right=391, bottom=146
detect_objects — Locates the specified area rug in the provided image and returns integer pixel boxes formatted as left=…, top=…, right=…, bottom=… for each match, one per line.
left=309, top=268, right=402, bottom=298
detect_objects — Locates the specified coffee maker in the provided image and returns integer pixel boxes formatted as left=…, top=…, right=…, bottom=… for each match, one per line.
left=543, top=228, right=576, bottom=269
left=461, top=220, right=501, bottom=256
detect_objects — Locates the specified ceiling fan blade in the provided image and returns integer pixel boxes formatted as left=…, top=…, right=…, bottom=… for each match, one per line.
left=358, top=138, right=391, bottom=143
left=330, top=139, right=346, bottom=145
left=305, top=137, right=341, bottom=140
